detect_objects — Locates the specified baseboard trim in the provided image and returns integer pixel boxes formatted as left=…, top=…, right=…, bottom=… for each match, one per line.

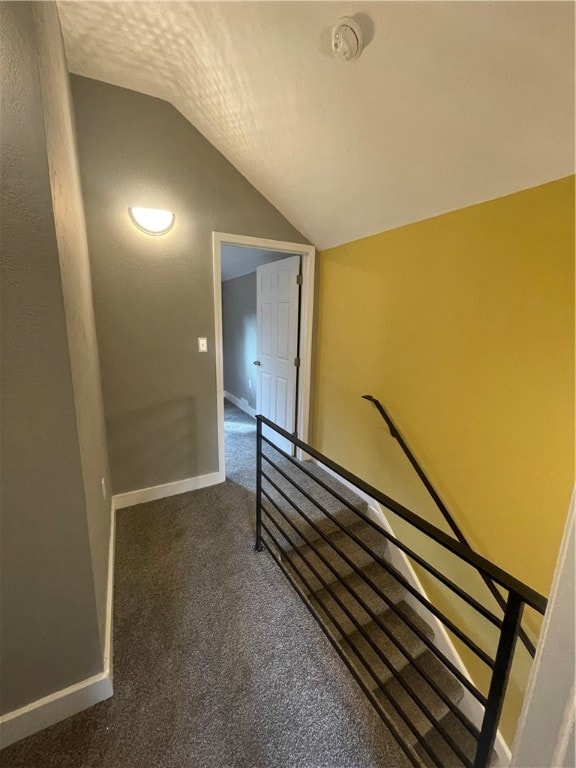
left=0, top=671, right=113, bottom=749
left=310, top=458, right=511, bottom=767
left=224, top=391, right=256, bottom=419
left=113, top=471, right=225, bottom=510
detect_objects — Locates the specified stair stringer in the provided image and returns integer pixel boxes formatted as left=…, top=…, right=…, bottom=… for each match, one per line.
left=309, top=458, right=511, bottom=768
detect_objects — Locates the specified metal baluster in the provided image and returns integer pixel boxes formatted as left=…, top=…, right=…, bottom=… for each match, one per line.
left=474, top=591, right=523, bottom=767
left=255, top=417, right=264, bottom=551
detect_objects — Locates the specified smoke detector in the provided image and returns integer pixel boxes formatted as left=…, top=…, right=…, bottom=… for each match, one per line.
left=332, top=17, right=363, bottom=62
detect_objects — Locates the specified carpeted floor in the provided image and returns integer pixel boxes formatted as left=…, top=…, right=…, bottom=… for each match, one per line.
left=1, top=401, right=410, bottom=768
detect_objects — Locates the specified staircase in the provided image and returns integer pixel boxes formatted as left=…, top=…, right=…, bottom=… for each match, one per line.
left=255, top=415, right=548, bottom=768
left=262, top=456, right=477, bottom=768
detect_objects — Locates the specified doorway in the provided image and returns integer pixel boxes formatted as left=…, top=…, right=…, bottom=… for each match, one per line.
left=212, top=233, right=315, bottom=478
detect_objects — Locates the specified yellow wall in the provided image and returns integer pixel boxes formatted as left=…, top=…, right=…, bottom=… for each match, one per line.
left=313, top=176, right=574, bottom=597
left=312, top=176, right=574, bottom=742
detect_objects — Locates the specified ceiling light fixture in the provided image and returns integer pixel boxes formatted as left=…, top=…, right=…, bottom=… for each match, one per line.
left=128, top=206, right=175, bottom=235
left=332, top=17, right=363, bottom=62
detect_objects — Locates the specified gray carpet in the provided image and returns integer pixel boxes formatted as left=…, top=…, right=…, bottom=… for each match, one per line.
left=1, top=401, right=410, bottom=768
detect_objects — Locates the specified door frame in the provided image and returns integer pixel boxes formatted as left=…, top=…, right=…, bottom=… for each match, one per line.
left=212, top=232, right=316, bottom=477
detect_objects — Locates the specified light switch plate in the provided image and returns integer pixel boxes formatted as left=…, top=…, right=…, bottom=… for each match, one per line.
left=198, top=337, right=208, bottom=352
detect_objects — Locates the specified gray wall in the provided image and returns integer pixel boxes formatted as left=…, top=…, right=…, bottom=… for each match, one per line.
left=0, top=2, right=110, bottom=715
left=71, top=76, right=308, bottom=494
left=222, top=273, right=257, bottom=410
left=34, top=2, right=112, bottom=650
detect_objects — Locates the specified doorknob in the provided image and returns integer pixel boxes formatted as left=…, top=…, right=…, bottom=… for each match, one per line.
left=253, top=360, right=261, bottom=366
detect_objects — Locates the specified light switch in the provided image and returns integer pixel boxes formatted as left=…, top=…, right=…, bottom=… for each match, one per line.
left=198, top=337, right=208, bottom=352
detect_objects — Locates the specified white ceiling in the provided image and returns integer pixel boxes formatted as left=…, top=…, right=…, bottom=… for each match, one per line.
left=59, top=2, right=575, bottom=250
left=221, top=245, right=293, bottom=281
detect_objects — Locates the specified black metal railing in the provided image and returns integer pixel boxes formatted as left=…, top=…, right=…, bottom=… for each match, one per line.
left=362, top=394, right=537, bottom=658
left=254, top=415, right=547, bottom=768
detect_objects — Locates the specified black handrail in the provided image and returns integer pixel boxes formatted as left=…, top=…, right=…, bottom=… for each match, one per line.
left=362, top=394, right=537, bottom=657
left=262, top=462, right=495, bottom=668
left=362, top=395, right=467, bottom=545
left=263, top=440, right=503, bottom=631
left=260, top=461, right=483, bottom=738
left=260, top=450, right=494, bottom=699
left=254, top=416, right=548, bottom=768
left=261, top=495, right=468, bottom=767
left=257, top=414, right=546, bottom=612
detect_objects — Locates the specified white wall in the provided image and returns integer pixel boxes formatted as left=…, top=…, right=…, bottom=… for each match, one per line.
left=511, top=493, right=575, bottom=768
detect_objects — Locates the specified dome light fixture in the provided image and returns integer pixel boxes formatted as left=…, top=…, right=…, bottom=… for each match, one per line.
left=128, top=206, right=175, bottom=235
left=332, top=17, right=363, bottom=62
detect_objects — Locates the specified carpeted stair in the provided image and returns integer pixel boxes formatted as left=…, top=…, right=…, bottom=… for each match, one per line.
left=261, top=454, right=481, bottom=768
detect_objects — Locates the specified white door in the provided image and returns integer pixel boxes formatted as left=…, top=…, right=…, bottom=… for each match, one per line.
left=256, top=255, right=300, bottom=453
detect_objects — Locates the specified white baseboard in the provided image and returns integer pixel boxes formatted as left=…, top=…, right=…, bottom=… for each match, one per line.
left=224, top=391, right=256, bottom=419
left=0, top=500, right=116, bottom=749
left=0, top=672, right=113, bottom=749
left=113, top=471, right=225, bottom=510
left=310, top=458, right=511, bottom=766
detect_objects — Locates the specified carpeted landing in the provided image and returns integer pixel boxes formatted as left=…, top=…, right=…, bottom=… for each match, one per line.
left=1, top=401, right=410, bottom=768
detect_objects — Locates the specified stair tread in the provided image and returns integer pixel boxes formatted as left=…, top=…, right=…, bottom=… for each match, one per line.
left=340, top=602, right=434, bottom=690
left=415, top=710, right=482, bottom=768
left=262, top=457, right=366, bottom=539
left=282, top=520, right=389, bottom=592
left=375, top=651, right=465, bottom=747
left=310, top=561, right=405, bottom=634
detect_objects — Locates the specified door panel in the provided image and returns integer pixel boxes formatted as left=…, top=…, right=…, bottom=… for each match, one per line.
left=262, top=303, right=273, bottom=356
left=277, top=303, right=290, bottom=360
left=276, top=377, right=288, bottom=426
left=261, top=371, right=273, bottom=418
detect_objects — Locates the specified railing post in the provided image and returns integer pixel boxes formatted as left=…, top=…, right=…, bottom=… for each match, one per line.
left=255, top=416, right=263, bottom=552
left=474, top=591, right=523, bottom=768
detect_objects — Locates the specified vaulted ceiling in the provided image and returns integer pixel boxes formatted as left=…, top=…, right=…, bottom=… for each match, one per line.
left=58, top=1, right=575, bottom=250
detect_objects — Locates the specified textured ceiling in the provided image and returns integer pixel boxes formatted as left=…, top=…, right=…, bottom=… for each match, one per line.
left=59, top=1, right=575, bottom=250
